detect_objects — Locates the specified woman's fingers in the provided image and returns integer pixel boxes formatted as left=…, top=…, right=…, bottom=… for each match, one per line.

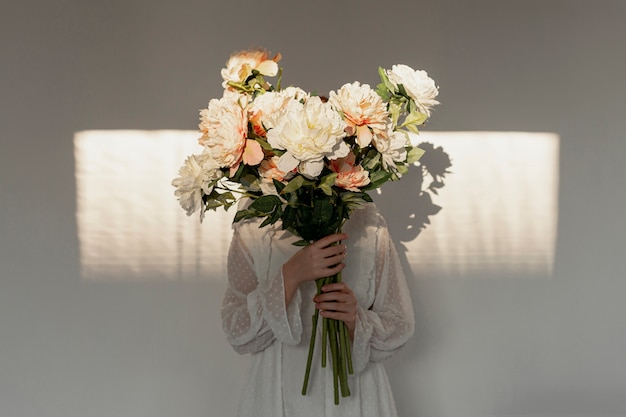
left=313, top=233, right=348, bottom=249
left=314, top=283, right=357, bottom=311
left=282, top=233, right=348, bottom=285
left=304, top=235, right=347, bottom=275
left=314, top=282, right=357, bottom=339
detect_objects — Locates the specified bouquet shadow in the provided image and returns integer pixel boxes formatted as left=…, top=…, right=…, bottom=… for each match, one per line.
left=373, top=141, right=452, bottom=259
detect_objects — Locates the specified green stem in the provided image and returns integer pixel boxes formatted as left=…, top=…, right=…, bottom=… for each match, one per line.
left=321, top=317, right=328, bottom=368
left=318, top=278, right=328, bottom=368
left=328, top=319, right=340, bottom=405
left=335, top=270, right=354, bottom=375
left=301, top=309, right=319, bottom=395
left=341, top=322, right=354, bottom=375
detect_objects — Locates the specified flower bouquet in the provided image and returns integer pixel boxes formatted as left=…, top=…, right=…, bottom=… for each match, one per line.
left=172, top=49, right=439, bottom=404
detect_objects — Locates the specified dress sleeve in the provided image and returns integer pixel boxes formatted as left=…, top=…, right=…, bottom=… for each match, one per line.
left=350, top=223, right=415, bottom=373
left=220, top=224, right=303, bottom=355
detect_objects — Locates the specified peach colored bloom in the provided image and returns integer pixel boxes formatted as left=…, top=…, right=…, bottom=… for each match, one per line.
left=259, top=156, right=289, bottom=182
left=329, top=152, right=370, bottom=192
left=221, top=49, right=281, bottom=88
left=198, top=91, right=263, bottom=173
left=328, top=82, right=391, bottom=148
left=258, top=156, right=294, bottom=195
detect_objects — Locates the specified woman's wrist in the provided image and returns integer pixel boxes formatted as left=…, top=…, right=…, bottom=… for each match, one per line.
left=282, top=264, right=301, bottom=305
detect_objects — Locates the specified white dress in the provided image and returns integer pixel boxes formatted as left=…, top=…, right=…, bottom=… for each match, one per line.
left=221, top=203, right=415, bottom=417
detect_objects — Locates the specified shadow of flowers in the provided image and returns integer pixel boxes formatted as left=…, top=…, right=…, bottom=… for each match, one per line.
left=373, top=141, right=452, bottom=249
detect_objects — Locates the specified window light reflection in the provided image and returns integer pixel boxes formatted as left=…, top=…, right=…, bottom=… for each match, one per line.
left=74, top=130, right=559, bottom=281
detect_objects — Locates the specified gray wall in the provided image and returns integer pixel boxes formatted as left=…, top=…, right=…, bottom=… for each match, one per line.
left=2, top=1, right=626, bottom=416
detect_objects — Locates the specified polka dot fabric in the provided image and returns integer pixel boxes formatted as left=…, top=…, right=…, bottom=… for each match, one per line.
left=221, top=203, right=415, bottom=417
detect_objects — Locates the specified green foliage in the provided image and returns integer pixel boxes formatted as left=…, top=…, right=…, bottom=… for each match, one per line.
left=204, top=189, right=237, bottom=211
left=407, top=146, right=425, bottom=164
left=318, top=173, right=338, bottom=196
left=233, top=194, right=283, bottom=224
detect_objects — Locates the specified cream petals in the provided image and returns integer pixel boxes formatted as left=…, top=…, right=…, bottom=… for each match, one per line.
left=328, top=82, right=391, bottom=148
left=266, top=96, right=348, bottom=178
left=221, top=49, right=281, bottom=88
left=173, top=49, right=439, bottom=225
left=386, top=64, right=439, bottom=116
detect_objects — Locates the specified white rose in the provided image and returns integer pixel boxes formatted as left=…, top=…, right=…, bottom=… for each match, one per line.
left=386, top=64, right=439, bottom=116
left=198, top=90, right=248, bottom=168
left=266, top=96, right=348, bottom=178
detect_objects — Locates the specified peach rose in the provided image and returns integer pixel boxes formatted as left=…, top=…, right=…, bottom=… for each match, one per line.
left=328, top=153, right=370, bottom=192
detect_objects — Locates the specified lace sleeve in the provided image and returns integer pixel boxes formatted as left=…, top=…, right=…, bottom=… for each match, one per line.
left=350, top=222, right=415, bottom=373
left=220, top=224, right=303, bottom=354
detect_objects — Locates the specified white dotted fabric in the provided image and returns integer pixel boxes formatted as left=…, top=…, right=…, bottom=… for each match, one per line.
left=221, top=203, right=415, bottom=417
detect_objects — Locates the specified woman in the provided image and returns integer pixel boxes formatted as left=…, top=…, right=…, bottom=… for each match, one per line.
left=221, top=202, right=414, bottom=417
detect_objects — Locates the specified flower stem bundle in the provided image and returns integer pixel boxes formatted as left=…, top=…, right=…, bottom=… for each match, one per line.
left=302, top=271, right=353, bottom=404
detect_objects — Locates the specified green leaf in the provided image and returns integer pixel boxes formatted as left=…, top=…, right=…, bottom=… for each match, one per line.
left=396, top=164, right=409, bottom=176
left=233, top=208, right=256, bottom=223
left=282, top=205, right=297, bottom=230
left=397, top=83, right=408, bottom=98
left=340, top=192, right=372, bottom=211
left=313, top=198, right=334, bottom=224
left=365, top=170, right=393, bottom=189
left=230, top=162, right=246, bottom=181
left=379, top=66, right=396, bottom=93
left=389, top=103, right=401, bottom=126
left=318, top=173, right=337, bottom=196
left=255, top=137, right=274, bottom=151
left=239, top=172, right=260, bottom=189
left=260, top=205, right=282, bottom=227
left=407, top=146, right=425, bottom=164
left=402, top=111, right=428, bottom=128
left=273, top=178, right=286, bottom=194
left=249, top=194, right=282, bottom=214
left=362, top=150, right=381, bottom=170
left=376, top=82, right=389, bottom=100
left=282, top=175, right=313, bottom=194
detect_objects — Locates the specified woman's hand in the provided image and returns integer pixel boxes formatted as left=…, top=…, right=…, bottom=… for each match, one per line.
left=282, top=233, right=348, bottom=305
left=315, top=282, right=358, bottom=340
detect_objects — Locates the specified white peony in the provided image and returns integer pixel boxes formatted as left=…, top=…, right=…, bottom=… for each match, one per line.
left=328, top=81, right=391, bottom=148
left=172, top=153, right=223, bottom=217
left=198, top=90, right=248, bottom=168
left=266, top=96, right=348, bottom=178
left=248, top=87, right=309, bottom=134
left=374, top=130, right=409, bottom=172
left=386, top=64, right=439, bottom=116
left=221, top=49, right=280, bottom=88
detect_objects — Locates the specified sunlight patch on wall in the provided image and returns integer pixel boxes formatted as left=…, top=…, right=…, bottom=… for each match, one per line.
left=74, top=130, right=558, bottom=281
left=392, top=131, right=560, bottom=278
left=74, top=130, right=234, bottom=281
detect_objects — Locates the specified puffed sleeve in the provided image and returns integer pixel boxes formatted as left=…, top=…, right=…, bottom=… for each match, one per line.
left=350, top=221, right=415, bottom=373
left=220, top=223, right=303, bottom=354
